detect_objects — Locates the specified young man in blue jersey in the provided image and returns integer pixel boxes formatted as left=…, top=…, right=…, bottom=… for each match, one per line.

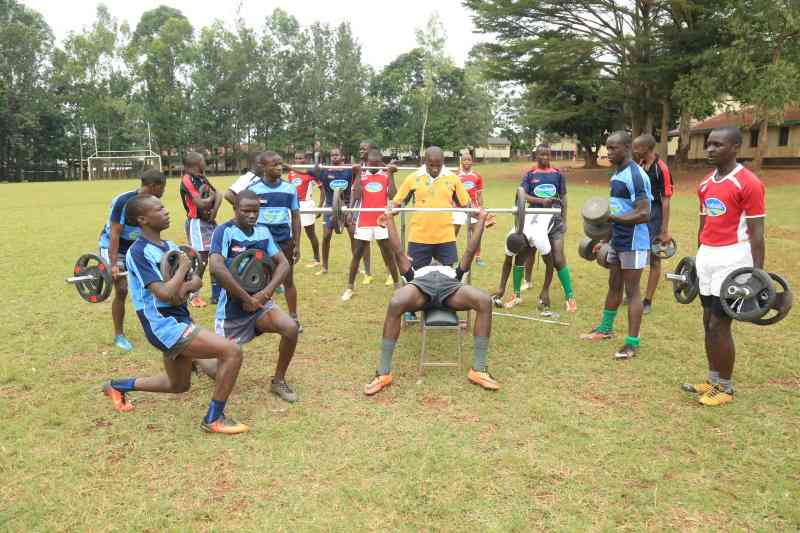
left=244, top=151, right=303, bottom=330
left=581, top=132, right=653, bottom=359
left=209, top=190, right=300, bottom=403
left=101, top=194, right=248, bottom=435
left=98, top=168, right=167, bottom=352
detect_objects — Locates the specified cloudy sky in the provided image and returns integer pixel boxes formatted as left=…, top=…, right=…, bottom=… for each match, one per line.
left=22, top=0, right=486, bottom=68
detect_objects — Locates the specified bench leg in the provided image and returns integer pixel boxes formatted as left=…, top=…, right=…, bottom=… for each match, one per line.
left=419, top=326, right=428, bottom=376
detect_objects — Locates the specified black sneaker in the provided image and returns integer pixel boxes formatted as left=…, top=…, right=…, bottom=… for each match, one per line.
left=614, top=344, right=637, bottom=360
left=642, top=300, right=652, bottom=315
left=270, top=377, right=298, bottom=403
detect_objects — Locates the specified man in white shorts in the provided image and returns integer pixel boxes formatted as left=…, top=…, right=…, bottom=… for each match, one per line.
left=341, top=149, right=400, bottom=301
left=680, top=127, right=766, bottom=407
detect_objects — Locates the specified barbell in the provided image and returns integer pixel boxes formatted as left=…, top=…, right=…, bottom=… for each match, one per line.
left=289, top=164, right=433, bottom=172
left=65, top=253, right=113, bottom=303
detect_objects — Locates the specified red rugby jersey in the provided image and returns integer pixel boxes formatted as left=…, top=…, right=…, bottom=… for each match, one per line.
left=288, top=171, right=318, bottom=202
left=458, top=170, right=484, bottom=204
left=357, top=170, right=389, bottom=227
left=697, top=164, right=765, bottom=246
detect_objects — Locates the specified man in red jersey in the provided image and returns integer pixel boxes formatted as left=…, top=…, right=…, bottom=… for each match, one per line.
left=288, top=152, right=322, bottom=268
left=681, top=127, right=766, bottom=406
left=452, top=151, right=485, bottom=266
left=341, top=148, right=400, bottom=301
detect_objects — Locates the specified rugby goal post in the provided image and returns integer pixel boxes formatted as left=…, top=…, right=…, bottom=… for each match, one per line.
left=87, top=149, right=162, bottom=180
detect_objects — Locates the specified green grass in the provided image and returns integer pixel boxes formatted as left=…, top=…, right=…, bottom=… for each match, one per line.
left=1, top=163, right=798, bottom=531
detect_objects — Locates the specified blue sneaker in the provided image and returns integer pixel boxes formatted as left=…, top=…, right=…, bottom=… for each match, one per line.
left=475, top=257, right=486, bottom=267
left=114, top=335, right=133, bottom=352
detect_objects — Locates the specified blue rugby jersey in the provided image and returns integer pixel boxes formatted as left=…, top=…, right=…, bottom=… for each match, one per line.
left=211, top=221, right=280, bottom=321
left=317, top=168, right=354, bottom=206
left=609, top=161, right=653, bottom=252
left=521, top=167, right=567, bottom=209
left=98, top=190, right=141, bottom=254
left=245, top=177, right=300, bottom=243
left=125, top=238, right=193, bottom=352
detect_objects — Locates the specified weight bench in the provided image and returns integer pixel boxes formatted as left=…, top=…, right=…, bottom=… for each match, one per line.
left=418, top=307, right=464, bottom=375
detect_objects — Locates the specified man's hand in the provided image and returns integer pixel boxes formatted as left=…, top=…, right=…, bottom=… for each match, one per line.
left=177, top=252, right=191, bottom=271
left=386, top=161, right=399, bottom=174
left=111, top=264, right=123, bottom=280
left=658, top=231, right=672, bottom=244
left=591, top=241, right=607, bottom=254
left=242, top=294, right=262, bottom=313
left=476, top=208, right=496, bottom=228
left=293, top=243, right=300, bottom=264
left=352, top=164, right=361, bottom=175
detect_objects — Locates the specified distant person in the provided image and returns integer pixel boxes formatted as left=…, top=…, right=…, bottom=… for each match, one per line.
left=452, top=151, right=485, bottom=266
left=287, top=152, right=322, bottom=268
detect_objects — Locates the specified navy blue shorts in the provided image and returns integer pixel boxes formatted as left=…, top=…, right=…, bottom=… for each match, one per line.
left=408, top=241, right=458, bottom=269
left=648, top=201, right=663, bottom=242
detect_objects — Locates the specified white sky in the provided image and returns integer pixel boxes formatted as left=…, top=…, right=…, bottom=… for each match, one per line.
left=22, top=0, right=485, bottom=68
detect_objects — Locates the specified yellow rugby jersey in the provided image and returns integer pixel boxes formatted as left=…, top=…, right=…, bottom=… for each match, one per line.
left=393, top=169, right=471, bottom=244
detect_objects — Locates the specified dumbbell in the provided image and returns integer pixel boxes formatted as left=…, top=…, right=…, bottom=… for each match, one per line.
left=578, top=237, right=599, bottom=261
left=664, top=256, right=700, bottom=304
left=581, top=197, right=612, bottom=240
left=651, top=237, right=677, bottom=259
left=720, top=267, right=792, bottom=325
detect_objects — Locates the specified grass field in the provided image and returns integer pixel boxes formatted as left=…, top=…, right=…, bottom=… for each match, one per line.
left=1, top=162, right=798, bottom=531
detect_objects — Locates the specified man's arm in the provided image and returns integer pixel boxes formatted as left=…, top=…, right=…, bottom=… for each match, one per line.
left=391, top=175, right=413, bottom=209
left=523, top=192, right=553, bottom=207
left=148, top=254, right=193, bottom=306
left=610, top=197, right=650, bottom=225
left=697, top=215, right=705, bottom=248
left=254, top=251, right=290, bottom=303
left=108, top=222, right=123, bottom=277
left=458, top=209, right=491, bottom=272
left=291, top=211, right=301, bottom=262
left=209, top=253, right=257, bottom=305
left=747, top=217, right=765, bottom=269
left=224, top=189, right=237, bottom=206
left=379, top=208, right=411, bottom=274
left=659, top=195, right=671, bottom=241
left=387, top=170, right=398, bottom=200
left=208, top=190, right=223, bottom=221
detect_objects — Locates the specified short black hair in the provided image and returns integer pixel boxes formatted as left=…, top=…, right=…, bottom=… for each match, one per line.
left=140, top=167, right=166, bottom=186
left=506, top=232, right=530, bottom=255
left=425, top=146, right=444, bottom=159
left=183, top=151, right=204, bottom=168
left=713, top=126, right=743, bottom=146
left=633, top=134, right=656, bottom=150
left=607, top=131, right=632, bottom=147
left=255, top=151, right=279, bottom=165
left=235, top=189, right=260, bottom=208
left=125, top=194, right=156, bottom=226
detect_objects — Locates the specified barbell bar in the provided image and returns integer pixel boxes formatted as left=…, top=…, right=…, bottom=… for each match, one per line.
left=288, top=164, right=438, bottom=171
left=295, top=206, right=562, bottom=215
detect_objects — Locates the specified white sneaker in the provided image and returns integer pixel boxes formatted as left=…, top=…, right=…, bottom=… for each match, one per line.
left=521, top=281, right=532, bottom=292
left=341, top=288, right=354, bottom=301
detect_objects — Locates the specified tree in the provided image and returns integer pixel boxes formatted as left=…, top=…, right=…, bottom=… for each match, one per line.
left=414, top=13, right=451, bottom=154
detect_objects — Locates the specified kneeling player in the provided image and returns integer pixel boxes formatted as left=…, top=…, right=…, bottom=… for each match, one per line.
left=102, top=194, right=248, bottom=435
left=364, top=207, right=498, bottom=395
left=209, top=190, right=300, bottom=403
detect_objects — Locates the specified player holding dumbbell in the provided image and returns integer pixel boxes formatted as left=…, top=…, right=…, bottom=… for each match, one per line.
left=681, top=127, right=766, bottom=406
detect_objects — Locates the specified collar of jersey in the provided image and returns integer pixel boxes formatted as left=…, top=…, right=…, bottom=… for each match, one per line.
left=712, top=163, right=743, bottom=184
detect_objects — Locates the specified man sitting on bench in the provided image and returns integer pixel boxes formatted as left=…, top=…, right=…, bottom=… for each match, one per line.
left=363, top=206, right=499, bottom=395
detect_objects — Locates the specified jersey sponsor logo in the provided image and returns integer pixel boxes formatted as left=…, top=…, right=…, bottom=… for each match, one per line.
left=365, top=181, right=384, bottom=193
left=462, top=180, right=475, bottom=190
left=704, top=197, right=727, bottom=217
left=609, top=197, right=627, bottom=215
left=330, top=179, right=348, bottom=191
left=261, top=207, right=288, bottom=224
left=533, top=183, right=557, bottom=198
left=291, top=177, right=303, bottom=186
left=231, top=244, right=247, bottom=254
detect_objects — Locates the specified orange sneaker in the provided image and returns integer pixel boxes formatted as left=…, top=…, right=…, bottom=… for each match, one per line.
left=190, top=295, right=208, bottom=308
left=580, top=328, right=613, bottom=341
left=201, top=414, right=249, bottom=434
left=364, top=373, right=393, bottom=396
left=504, top=296, right=522, bottom=309
left=565, top=298, right=577, bottom=313
left=102, top=382, right=134, bottom=412
left=468, top=368, right=500, bottom=390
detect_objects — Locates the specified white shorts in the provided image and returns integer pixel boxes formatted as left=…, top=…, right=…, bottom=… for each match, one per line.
left=695, top=242, right=753, bottom=297
left=98, top=247, right=126, bottom=270
left=452, top=211, right=477, bottom=225
left=299, top=200, right=317, bottom=227
left=354, top=225, right=388, bottom=242
left=185, top=219, right=215, bottom=252
left=504, top=214, right=553, bottom=256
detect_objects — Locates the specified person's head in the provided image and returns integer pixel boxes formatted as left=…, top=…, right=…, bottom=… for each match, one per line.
left=424, top=146, right=445, bottom=178
left=183, top=151, right=205, bottom=176
left=294, top=152, right=306, bottom=165
left=253, top=151, right=283, bottom=180
left=606, top=131, right=632, bottom=166
left=706, top=126, right=742, bottom=168
left=367, top=148, right=383, bottom=167
left=140, top=167, right=166, bottom=198
left=125, top=194, right=170, bottom=231
left=460, top=150, right=473, bottom=171
left=506, top=232, right=530, bottom=255
left=359, top=140, right=376, bottom=161
left=234, top=189, right=261, bottom=230
left=535, top=144, right=551, bottom=167
left=632, top=133, right=657, bottom=162
left=330, top=147, right=344, bottom=165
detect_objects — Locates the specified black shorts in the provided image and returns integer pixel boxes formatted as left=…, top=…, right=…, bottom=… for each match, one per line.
left=700, top=294, right=728, bottom=318
left=408, top=241, right=458, bottom=269
left=549, top=217, right=567, bottom=240
left=409, top=271, right=463, bottom=310
left=648, top=201, right=663, bottom=242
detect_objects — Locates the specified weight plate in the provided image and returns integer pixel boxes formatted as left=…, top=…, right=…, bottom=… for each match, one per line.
left=583, top=219, right=612, bottom=240
left=230, top=249, right=274, bottom=294
left=72, top=253, right=113, bottom=303
left=160, top=247, right=200, bottom=282
left=651, top=238, right=677, bottom=259
left=751, top=272, right=793, bottom=326
left=581, top=196, right=610, bottom=224
left=578, top=237, right=598, bottom=261
left=331, top=189, right=343, bottom=234
left=720, top=267, right=776, bottom=322
left=670, top=256, right=699, bottom=304
left=595, top=243, right=612, bottom=269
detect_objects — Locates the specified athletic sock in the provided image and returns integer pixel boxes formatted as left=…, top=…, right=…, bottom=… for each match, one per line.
left=473, top=336, right=490, bottom=372
left=597, top=309, right=617, bottom=333
left=557, top=266, right=574, bottom=299
left=624, top=335, right=640, bottom=347
left=110, top=378, right=136, bottom=393
left=642, top=298, right=651, bottom=306
left=512, top=265, right=524, bottom=296
left=378, top=338, right=396, bottom=375
left=708, top=370, right=720, bottom=384
left=204, top=399, right=226, bottom=424
left=718, top=378, right=733, bottom=393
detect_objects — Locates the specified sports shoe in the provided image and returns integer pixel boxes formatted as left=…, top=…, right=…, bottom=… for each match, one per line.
left=537, top=298, right=550, bottom=311
left=364, top=373, right=393, bottom=395
left=362, top=274, right=374, bottom=285
left=403, top=311, right=418, bottom=322
left=504, top=296, right=522, bottom=309
left=565, top=298, right=577, bottom=313
left=385, top=276, right=394, bottom=286
left=681, top=381, right=715, bottom=395
left=270, top=377, right=298, bottom=403
left=581, top=328, right=613, bottom=341
left=275, top=286, right=285, bottom=295
left=521, top=280, right=532, bottom=292
left=102, top=381, right=134, bottom=412
left=341, top=288, right=354, bottom=302
left=190, top=295, right=208, bottom=308
left=293, top=318, right=303, bottom=333
left=475, top=257, right=486, bottom=267
left=114, top=335, right=133, bottom=352
left=613, top=344, right=637, bottom=360
left=698, top=385, right=734, bottom=406
left=306, top=260, right=321, bottom=268
left=491, top=295, right=504, bottom=308
left=315, top=269, right=328, bottom=276
left=201, top=414, right=249, bottom=434
left=468, top=368, right=500, bottom=390
left=643, top=301, right=652, bottom=315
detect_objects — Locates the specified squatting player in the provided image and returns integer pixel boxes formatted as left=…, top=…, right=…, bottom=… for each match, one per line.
left=209, top=190, right=300, bottom=403
left=681, top=127, right=765, bottom=406
left=102, top=194, right=248, bottom=434
left=363, top=206, right=499, bottom=396
left=582, top=132, right=652, bottom=360
left=97, top=167, right=167, bottom=351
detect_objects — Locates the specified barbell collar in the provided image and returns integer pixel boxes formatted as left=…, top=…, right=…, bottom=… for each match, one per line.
left=665, top=273, right=688, bottom=283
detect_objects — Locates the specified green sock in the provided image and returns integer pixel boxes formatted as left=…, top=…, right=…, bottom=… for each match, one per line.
left=473, top=336, right=490, bottom=372
left=378, top=338, right=396, bottom=375
left=512, top=265, right=524, bottom=296
left=624, top=335, right=640, bottom=347
left=557, top=266, right=574, bottom=299
left=597, top=309, right=617, bottom=333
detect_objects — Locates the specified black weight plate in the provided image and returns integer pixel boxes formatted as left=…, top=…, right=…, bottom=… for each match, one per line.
left=578, top=237, right=598, bottom=261
left=720, top=267, right=776, bottom=322
left=73, top=253, right=113, bottom=303
left=671, top=256, right=699, bottom=304
left=651, top=238, right=677, bottom=259
left=179, top=245, right=202, bottom=278
left=581, top=196, right=610, bottom=224
left=595, top=243, right=612, bottom=269
left=230, top=249, right=274, bottom=294
left=750, top=272, right=792, bottom=326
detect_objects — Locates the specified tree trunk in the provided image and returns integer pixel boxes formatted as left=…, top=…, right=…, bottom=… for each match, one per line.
left=753, top=109, right=769, bottom=170
left=644, top=110, right=655, bottom=136
left=677, top=108, right=691, bottom=167
left=659, top=99, right=670, bottom=158
left=580, top=143, right=598, bottom=168
left=419, top=102, right=429, bottom=157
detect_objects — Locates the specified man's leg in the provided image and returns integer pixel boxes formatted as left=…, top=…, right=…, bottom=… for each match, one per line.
left=643, top=255, right=661, bottom=313
left=550, top=236, right=576, bottom=312
left=682, top=301, right=720, bottom=396
left=445, top=286, right=499, bottom=390
left=343, top=239, right=367, bottom=301
left=493, top=255, right=514, bottom=306
left=256, top=306, right=301, bottom=402
left=304, top=225, right=321, bottom=264
left=364, top=285, right=427, bottom=395
left=524, top=249, right=535, bottom=288
left=319, top=223, right=333, bottom=274
left=376, top=239, right=400, bottom=286
left=111, top=275, right=133, bottom=350
left=698, top=300, right=736, bottom=405
left=615, top=264, right=645, bottom=359
left=582, top=262, right=623, bottom=340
